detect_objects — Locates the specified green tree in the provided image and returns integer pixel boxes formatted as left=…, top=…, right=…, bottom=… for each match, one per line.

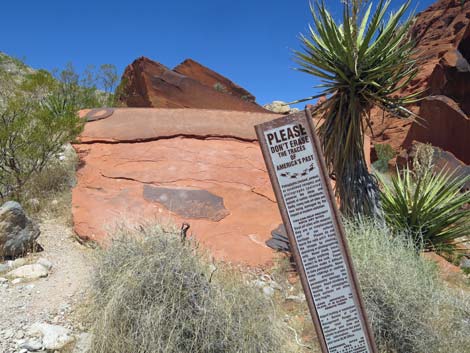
left=98, top=63, right=119, bottom=106
left=0, top=92, right=83, bottom=200
left=0, top=58, right=120, bottom=200
left=295, top=0, right=420, bottom=216
left=0, top=63, right=87, bottom=200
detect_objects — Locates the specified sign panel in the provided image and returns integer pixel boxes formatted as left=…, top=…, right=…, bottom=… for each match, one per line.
left=255, top=110, right=377, bottom=353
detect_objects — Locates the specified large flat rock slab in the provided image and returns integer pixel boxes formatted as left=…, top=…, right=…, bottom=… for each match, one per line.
left=73, top=108, right=283, bottom=267
left=78, top=108, right=278, bottom=143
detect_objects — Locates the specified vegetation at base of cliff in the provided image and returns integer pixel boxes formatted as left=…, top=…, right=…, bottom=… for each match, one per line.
left=294, top=0, right=420, bottom=217
left=372, top=143, right=395, bottom=173
left=346, top=220, right=470, bottom=353
left=379, top=166, right=470, bottom=254
left=0, top=56, right=120, bottom=205
left=87, top=224, right=301, bottom=353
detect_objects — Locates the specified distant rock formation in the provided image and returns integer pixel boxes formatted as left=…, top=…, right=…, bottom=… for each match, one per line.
left=117, top=57, right=269, bottom=113
left=370, top=0, right=470, bottom=165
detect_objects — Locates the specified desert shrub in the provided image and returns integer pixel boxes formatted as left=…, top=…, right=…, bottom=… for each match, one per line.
left=213, top=82, right=228, bottom=93
left=0, top=92, right=82, bottom=200
left=373, top=144, right=395, bottom=173
left=52, top=63, right=119, bottom=109
left=0, top=60, right=120, bottom=202
left=346, top=220, right=470, bottom=353
left=379, top=167, right=470, bottom=253
left=22, top=147, right=78, bottom=219
left=294, top=0, right=419, bottom=217
left=88, top=225, right=290, bottom=353
left=411, top=142, right=434, bottom=180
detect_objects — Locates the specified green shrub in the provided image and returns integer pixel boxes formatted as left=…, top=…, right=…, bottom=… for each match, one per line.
left=346, top=220, right=470, bottom=353
left=88, top=225, right=291, bottom=353
left=213, top=82, right=228, bottom=93
left=0, top=60, right=120, bottom=202
left=0, top=93, right=83, bottom=200
left=294, top=0, right=419, bottom=217
left=379, top=167, right=470, bottom=253
left=373, top=144, right=395, bottom=173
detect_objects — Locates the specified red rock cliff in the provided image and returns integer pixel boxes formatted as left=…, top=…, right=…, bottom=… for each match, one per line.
left=371, top=0, right=470, bottom=164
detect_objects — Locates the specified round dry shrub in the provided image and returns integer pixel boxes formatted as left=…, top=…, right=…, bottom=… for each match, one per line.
left=346, top=220, right=470, bottom=353
left=88, top=225, right=289, bottom=353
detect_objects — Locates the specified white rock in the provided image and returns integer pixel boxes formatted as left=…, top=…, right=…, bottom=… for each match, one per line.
left=15, top=330, right=25, bottom=339
left=263, top=101, right=292, bottom=114
left=12, top=278, right=24, bottom=284
left=7, top=264, right=48, bottom=280
left=0, top=263, right=9, bottom=273
left=253, top=280, right=265, bottom=288
left=3, top=328, right=14, bottom=338
left=286, top=294, right=306, bottom=303
left=29, top=323, right=74, bottom=350
left=20, top=339, right=43, bottom=351
left=0, top=277, right=7, bottom=283
left=36, top=258, right=53, bottom=270
left=9, top=258, right=27, bottom=269
left=263, top=286, right=275, bottom=297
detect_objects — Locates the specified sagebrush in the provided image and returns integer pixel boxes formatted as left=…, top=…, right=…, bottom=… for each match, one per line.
left=346, top=220, right=470, bottom=353
left=88, top=225, right=294, bottom=353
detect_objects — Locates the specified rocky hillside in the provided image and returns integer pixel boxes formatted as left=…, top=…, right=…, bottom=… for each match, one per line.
left=0, top=52, right=35, bottom=78
left=370, top=0, right=470, bottom=165
left=0, top=52, right=35, bottom=91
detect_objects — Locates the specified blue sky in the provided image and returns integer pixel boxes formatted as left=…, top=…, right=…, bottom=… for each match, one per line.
left=1, top=0, right=434, bottom=107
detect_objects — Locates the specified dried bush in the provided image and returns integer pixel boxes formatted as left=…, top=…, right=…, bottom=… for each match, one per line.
left=347, top=220, right=470, bottom=353
left=88, top=225, right=292, bottom=353
left=411, top=143, right=434, bottom=180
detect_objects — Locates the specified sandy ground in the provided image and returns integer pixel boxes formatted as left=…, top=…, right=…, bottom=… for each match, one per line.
left=0, top=218, right=94, bottom=353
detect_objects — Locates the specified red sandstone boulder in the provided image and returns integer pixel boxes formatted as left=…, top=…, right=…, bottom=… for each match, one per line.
left=404, top=96, right=470, bottom=164
left=174, top=59, right=256, bottom=102
left=73, top=108, right=281, bottom=267
left=429, top=49, right=470, bottom=115
left=118, top=57, right=267, bottom=113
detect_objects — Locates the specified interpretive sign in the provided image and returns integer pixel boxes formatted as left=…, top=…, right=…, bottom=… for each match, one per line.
left=255, top=109, right=377, bottom=353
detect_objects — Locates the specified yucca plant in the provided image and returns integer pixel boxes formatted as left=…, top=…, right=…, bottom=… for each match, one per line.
left=295, top=0, right=421, bottom=216
left=379, top=167, right=470, bottom=253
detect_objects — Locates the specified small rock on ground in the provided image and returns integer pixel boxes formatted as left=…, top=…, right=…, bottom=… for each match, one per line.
left=7, top=264, right=49, bottom=280
left=29, top=322, right=75, bottom=350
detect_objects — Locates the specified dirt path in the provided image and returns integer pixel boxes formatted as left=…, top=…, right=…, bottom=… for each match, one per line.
left=0, top=218, right=94, bottom=353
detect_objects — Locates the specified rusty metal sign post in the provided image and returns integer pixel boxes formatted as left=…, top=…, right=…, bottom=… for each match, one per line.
left=255, top=109, right=377, bottom=353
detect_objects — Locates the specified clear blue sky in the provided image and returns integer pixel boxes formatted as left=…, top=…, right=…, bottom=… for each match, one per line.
left=1, top=0, right=434, bottom=107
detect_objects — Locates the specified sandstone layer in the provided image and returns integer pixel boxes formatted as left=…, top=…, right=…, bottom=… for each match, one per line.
left=73, top=108, right=282, bottom=267
left=118, top=57, right=267, bottom=113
